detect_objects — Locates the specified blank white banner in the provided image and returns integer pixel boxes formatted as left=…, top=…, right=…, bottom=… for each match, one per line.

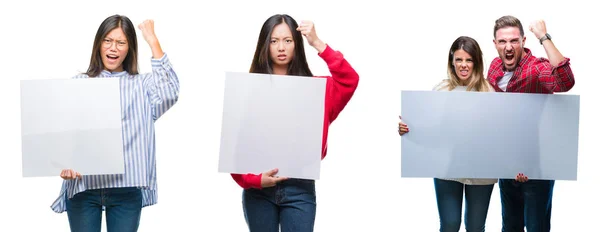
left=218, top=72, right=326, bottom=180
left=21, top=78, right=124, bottom=177
left=400, top=90, right=579, bottom=180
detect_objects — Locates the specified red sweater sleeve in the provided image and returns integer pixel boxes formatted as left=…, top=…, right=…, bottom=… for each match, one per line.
left=231, top=173, right=263, bottom=189
left=319, top=44, right=360, bottom=122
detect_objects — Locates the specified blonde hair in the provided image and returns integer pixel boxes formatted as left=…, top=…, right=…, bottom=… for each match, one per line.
left=439, top=71, right=493, bottom=92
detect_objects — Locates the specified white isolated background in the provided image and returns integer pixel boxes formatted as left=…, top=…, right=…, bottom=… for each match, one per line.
left=0, top=0, right=597, bottom=231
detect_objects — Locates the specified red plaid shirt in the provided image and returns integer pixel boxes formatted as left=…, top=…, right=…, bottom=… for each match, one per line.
left=487, top=48, right=575, bottom=93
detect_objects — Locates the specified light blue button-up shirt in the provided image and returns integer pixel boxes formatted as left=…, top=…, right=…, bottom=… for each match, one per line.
left=51, top=53, right=179, bottom=213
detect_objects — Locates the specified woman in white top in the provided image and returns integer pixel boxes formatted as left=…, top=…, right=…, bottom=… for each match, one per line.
left=398, top=36, right=495, bottom=232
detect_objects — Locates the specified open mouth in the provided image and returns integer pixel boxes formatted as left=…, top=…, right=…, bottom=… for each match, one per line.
left=106, top=54, right=119, bottom=61
left=459, top=70, right=469, bottom=76
left=505, top=53, right=514, bottom=61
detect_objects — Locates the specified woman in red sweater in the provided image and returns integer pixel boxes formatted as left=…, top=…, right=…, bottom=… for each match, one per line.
left=231, top=14, right=359, bottom=231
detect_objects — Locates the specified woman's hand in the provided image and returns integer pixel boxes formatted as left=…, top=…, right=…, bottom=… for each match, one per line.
left=138, top=19, right=164, bottom=59
left=398, top=116, right=409, bottom=136
left=261, top=168, right=289, bottom=188
left=297, top=21, right=326, bottom=53
left=516, top=173, right=529, bottom=182
left=60, top=169, right=82, bottom=180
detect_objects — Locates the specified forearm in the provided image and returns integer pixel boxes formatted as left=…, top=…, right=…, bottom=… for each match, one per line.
left=541, top=40, right=566, bottom=67
left=147, top=38, right=164, bottom=59
left=312, top=39, right=327, bottom=54
left=231, top=173, right=263, bottom=189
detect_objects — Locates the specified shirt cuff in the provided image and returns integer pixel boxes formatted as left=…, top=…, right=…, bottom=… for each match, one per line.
left=555, top=57, right=571, bottom=68
left=150, top=53, right=170, bottom=69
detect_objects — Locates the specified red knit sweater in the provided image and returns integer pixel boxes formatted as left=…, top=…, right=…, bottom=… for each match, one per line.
left=230, top=44, right=360, bottom=189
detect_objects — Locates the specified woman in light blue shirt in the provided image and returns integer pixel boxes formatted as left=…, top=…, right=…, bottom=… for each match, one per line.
left=51, top=14, right=179, bottom=232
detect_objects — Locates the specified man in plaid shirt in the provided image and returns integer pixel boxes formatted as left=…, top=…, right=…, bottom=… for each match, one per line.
left=488, top=15, right=575, bottom=232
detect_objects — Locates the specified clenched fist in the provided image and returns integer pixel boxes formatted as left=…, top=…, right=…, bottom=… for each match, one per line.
left=138, top=19, right=164, bottom=59
left=529, top=20, right=548, bottom=40
left=138, top=20, right=158, bottom=44
left=60, top=169, right=82, bottom=180
left=297, top=21, right=326, bottom=53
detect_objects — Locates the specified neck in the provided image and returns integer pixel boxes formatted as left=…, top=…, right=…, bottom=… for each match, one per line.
left=104, top=67, right=124, bottom=73
left=273, top=64, right=288, bottom=75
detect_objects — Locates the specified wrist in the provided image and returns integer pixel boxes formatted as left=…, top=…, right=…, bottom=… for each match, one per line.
left=147, top=37, right=160, bottom=47
left=539, top=33, right=551, bottom=45
left=148, top=41, right=164, bottom=58
left=312, top=39, right=326, bottom=53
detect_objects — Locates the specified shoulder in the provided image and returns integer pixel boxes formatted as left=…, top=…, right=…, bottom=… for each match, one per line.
left=71, top=73, right=90, bottom=79
left=491, top=56, right=503, bottom=66
left=484, top=84, right=496, bottom=92
left=521, top=48, right=543, bottom=66
left=489, top=57, right=503, bottom=71
left=487, top=57, right=504, bottom=80
left=432, top=80, right=450, bottom=91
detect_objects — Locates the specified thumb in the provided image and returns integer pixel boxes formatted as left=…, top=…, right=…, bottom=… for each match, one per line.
left=265, top=168, right=279, bottom=177
left=274, top=176, right=289, bottom=182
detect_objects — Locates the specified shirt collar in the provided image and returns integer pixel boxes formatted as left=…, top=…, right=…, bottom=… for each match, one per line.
left=100, top=69, right=129, bottom=77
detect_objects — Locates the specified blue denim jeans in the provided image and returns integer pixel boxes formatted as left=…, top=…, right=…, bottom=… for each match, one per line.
left=66, top=187, right=142, bottom=232
left=434, top=178, right=495, bottom=232
left=499, top=179, right=554, bottom=232
left=242, top=178, right=316, bottom=232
